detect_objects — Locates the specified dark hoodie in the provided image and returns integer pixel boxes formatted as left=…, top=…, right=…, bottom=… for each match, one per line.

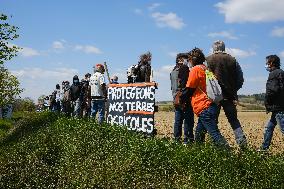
left=70, top=76, right=82, bottom=101
left=265, top=68, right=284, bottom=112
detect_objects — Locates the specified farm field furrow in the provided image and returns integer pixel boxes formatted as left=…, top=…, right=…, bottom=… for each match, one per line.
left=155, top=111, right=284, bottom=154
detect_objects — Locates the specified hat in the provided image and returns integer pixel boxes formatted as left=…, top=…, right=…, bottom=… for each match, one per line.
left=93, top=64, right=104, bottom=68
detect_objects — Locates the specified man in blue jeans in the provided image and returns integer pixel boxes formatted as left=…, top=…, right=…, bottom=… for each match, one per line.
left=207, top=40, right=247, bottom=148
left=260, top=55, right=284, bottom=150
left=170, top=53, right=195, bottom=144
left=90, top=64, right=107, bottom=124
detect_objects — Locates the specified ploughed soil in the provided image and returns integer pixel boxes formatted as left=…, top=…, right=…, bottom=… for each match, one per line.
left=155, top=111, right=284, bottom=154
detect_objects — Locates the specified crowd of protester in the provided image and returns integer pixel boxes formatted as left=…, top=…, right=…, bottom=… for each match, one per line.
left=37, top=40, right=284, bottom=151
left=38, top=64, right=118, bottom=124
left=37, top=51, right=152, bottom=123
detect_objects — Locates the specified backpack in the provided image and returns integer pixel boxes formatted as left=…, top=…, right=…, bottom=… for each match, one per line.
left=198, top=65, right=223, bottom=104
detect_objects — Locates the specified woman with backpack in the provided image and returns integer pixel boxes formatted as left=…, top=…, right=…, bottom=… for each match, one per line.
left=183, top=48, right=229, bottom=148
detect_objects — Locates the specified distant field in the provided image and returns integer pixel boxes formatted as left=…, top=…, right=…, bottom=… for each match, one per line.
left=155, top=111, right=284, bottom=154
left=157, top=101, right=266, bottom=112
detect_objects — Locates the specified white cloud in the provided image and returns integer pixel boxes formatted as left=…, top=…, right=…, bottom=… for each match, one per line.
left=246, top=76, right=267, bottom=82
left=168, top=52, right=178, bottom=58
left=216, top=0, right=284, bottom=23
left=208, top=31, right=238, bottom=40
left=74, top=45, right=102, bottom=54
left=153, top=65, right=174, bottom=79
left=239, top=76, right=266, bottom=95
left=153, top=64, right=175, bottom=101
left=271, top=27, right=284, bottom=37
left=151, top=12, right=185, bottom=30
left=12, top=67, right=79, bottom=100
left=148, top=3, right=161, bottom=11
left=280, top=51, right=284, bottom=58
left=225, top=48, right=256, bottom=58
left=20, top=47, right=40, bottom=57
left=12, top=67, right=78, bottom=80
left=134, top=9, right=143, bottom=15
left=209, top=47, right=256, bottom=58
left=161, top=65, right=174, bottom=72
left=52, top=41, right=65, bottom=49
left=7, top=43, right=40, bottom=57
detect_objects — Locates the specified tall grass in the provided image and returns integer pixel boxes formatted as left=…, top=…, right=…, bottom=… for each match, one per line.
left=0, top=112, right=283, bottom=188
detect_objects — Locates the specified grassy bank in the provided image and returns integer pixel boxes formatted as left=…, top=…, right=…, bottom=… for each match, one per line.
left=0, top=112, right=283, bottom=188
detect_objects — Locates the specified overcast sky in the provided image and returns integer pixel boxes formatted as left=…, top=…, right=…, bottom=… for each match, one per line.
left=1, top=0, right=284, bottom=101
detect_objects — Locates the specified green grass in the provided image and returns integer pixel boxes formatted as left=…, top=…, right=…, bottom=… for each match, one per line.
left=0, top=119, right=13, bottom=138
left=0, top=112, right=283, bottom=188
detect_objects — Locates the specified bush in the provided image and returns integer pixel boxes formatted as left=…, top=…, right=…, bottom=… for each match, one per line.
left=0, top=113, right=284, bottom=188
left=13, top=97, right=36, bottom=112
left=0, top=119, right=12, bottom=138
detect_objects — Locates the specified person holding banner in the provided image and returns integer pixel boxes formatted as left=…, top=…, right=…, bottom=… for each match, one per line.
left=90, top=64, right=107, bottom=124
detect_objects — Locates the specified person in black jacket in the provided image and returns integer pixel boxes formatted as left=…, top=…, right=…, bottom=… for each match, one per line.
left=260, top=55, right=284, bottom=151
left=70, top=75, right=83, bottom=117
left=206, top=40, right=247, bottom=148
left=81, top=73, right=91, bottom=118
left=170, top=53, right=194, bottom=145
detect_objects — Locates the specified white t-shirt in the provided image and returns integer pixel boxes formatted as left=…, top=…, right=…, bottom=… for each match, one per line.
left=55, top=89, right=61, bottom=102
left=90, top=72, right=105, bottom=97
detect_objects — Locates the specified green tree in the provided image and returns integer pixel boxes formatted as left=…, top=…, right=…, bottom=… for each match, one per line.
left=0, top=14, right=20, bottom=66
left=0, top=67, right=23, bottom=107
left=38, top=95, right=46, bottom=105
left=0, top=14, right=23, bottom=118
left=13, top=97, right=36, bottom=112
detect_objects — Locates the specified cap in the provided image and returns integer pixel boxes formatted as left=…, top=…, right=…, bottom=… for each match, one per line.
left=93, top=64, right=104, bottom=68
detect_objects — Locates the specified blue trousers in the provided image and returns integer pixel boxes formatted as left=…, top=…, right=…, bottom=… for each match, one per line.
left=91, top=99, right=105, bottom=124
left=173, top=105, right=194, bottom=143
left=195, top=103, right=229, bottom=147
left=261, top=112, right=284, bottom=150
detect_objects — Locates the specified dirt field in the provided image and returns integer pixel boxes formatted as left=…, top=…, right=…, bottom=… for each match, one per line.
left=155, top=111, right=284, bottom=154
